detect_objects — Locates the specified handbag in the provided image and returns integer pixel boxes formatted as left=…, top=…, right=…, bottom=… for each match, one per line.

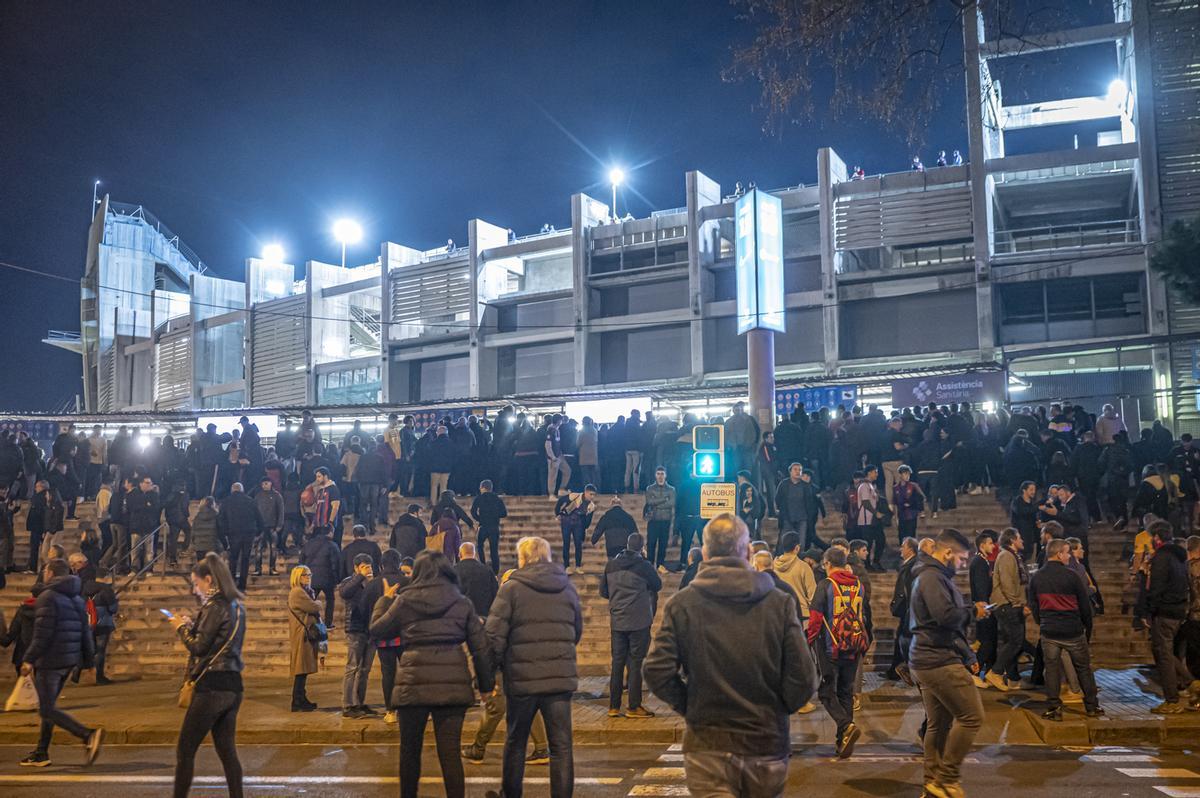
left=5, top=674, right=38, bottom=712
left=179, top=606, right=243, bottom=709
left=292, top=609, right=328, bottom=644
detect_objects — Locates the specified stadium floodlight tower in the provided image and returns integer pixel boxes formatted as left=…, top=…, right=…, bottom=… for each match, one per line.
left=332, top=218, right=363, bottom=269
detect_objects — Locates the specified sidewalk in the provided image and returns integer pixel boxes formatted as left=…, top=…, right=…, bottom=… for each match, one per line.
left=0, top=670, right=1188, bottom=748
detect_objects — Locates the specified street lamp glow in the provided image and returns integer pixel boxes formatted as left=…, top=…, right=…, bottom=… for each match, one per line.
left=608, top=167, right=625, bottom=186
left=1107, top=78, right=1127, bottom=104
left=261, top=243, right=285, bottom=263
left=332, top=218, right=363, bottom=245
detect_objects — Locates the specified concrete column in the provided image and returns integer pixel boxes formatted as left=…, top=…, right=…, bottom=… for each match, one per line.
left=469, top=219, right=509, bottom=399
left=747, top=328, right=776, bottom=431
left=816, top=148, right=845, bottom=375
left=686, top=171, right=721, bottom=382
left=571, top=193, right=608, bottom=386
left=963, top=3, right=997, bottom=359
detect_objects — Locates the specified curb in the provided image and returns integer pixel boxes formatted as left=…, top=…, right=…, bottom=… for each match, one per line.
left=1023, top=708, right=1200, bottom=746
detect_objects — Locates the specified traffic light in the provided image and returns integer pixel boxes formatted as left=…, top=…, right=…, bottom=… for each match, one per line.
left=692, top=424, right=724, bottom=481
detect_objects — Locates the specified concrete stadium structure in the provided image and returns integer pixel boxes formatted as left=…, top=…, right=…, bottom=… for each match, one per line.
left=50, top=1, right=1199, bottom=429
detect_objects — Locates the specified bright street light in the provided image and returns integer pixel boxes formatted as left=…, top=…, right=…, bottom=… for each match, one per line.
left=608, top=167, right=625, bottom=221
left=1106, top=78, right=1127, bottom=105
left=332, top=218, right=363, bottom=268
left=261, top=243, right=285, bottom=263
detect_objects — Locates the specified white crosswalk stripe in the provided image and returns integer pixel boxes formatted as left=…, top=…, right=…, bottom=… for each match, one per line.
left=1116, top=768, right=1200, bottom=779
left=628, top=786, right=690, bottom=797
left=1082, top=754, right=1161, bottom=763
left=1154, top=789, right=1200, bottom=798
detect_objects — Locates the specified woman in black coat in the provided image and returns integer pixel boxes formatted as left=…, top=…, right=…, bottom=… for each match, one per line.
left=169, top=552, right=246, bottom=798
left=370, top=550, right=493, bottom=798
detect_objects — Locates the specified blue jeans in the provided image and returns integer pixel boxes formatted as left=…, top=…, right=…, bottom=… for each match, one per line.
left=561, top=525, right=584, bottom=568
left=503, top=691, right=573, bottom=798
left=342, top=632, right=376, bottom=708
left=35, top=667, right=92, bottom=753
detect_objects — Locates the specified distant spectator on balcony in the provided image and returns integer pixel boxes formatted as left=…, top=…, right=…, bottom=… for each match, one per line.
left=952, top=150, right=963, bottom=165
left=851, top=166, right=865, bottom=180
left=446, top=238, right=455, bottom=251
left=936, top=150, right=947, bottom=167
left=911, top=156, right=924, bottom=172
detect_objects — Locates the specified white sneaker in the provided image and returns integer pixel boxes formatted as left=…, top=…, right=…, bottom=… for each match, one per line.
left=657, top=565, right=668, bottom=575
left=972, top=675, right=988, bottom=689
left=384, top=711, right=397, bottom=724
left=567, top=566, right=576, bottom=575
left=1061, top=689, right=1084, bottom=704
left=796, top=701, right=818, bottom=715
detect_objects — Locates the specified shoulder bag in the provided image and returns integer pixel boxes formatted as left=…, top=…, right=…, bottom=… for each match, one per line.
left=179, top=606, right=242, bottom=709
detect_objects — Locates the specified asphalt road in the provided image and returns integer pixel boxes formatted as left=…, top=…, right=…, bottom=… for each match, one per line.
left=0, top=742, right=1196, bottom=797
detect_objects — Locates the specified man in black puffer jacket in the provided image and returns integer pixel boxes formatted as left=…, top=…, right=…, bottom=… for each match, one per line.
left=485, top=536, right=581, bottom=798
left=644, top=514, right=814, bottom=797
left=20, top=559, right=103, bottom=767
left=600, top=532, right=661, bottom=717
left=1146, top=521, right=1196, bottom=711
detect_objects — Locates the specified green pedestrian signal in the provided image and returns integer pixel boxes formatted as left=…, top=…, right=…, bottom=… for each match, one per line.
left=692, top=424, right=724, bottom=481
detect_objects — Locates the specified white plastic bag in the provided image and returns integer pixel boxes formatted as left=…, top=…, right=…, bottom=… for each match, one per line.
left=5, top=674, right=38, bottom=712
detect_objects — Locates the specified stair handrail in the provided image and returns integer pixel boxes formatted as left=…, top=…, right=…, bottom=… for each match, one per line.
left=115, top=521, right=173, bottom=595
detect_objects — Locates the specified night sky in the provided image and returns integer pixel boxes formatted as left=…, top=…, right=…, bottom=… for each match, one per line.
left=0, top=1, right=1113, bottom=412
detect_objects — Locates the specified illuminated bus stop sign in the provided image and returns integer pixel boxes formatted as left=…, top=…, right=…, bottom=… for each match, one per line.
left=735, top=188, right=786, bottom=334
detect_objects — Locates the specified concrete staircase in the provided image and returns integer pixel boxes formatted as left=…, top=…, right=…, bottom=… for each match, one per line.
left=0, top=489, right=1151, bottom=679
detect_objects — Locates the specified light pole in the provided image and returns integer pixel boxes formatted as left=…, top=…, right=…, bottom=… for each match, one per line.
left=332, top=218, right=363, bottom=269
left=91, top=179, right=101, bottom=220
left=608, top=167, right=624, bottom=222
left=261, top=243, right=285, bottom=264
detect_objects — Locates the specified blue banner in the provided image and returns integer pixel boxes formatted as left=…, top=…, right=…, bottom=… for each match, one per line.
left=775, top=386, right=859, bottom=417
left=0, top=419, right=61, bottom=450
left=410, top=407, right=485, bottom=433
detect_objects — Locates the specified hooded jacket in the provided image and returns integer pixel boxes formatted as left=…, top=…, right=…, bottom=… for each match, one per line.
left=907, top=553, right=975, bottom=671
left=1148, top=542, right=1191, bottom=620
left=485, top=561, right=582, bottom=696
left=600, top=549, right=662, bottom=631
left=592, top=506, right=639, bottom=556
left=389, top=513, right=427, bottom=559
left=807, top=570, right=872, bottom=659
left=24, top=574, right=94, bottom=670
left=190, top=505, right=222, bottom=552
left=456, top=558, right=499, bottom=617
left=773, top=550, right=816, bottom=616
left=643, top=557, right=816, bottom=757
left=370, top=578, right=493, bottom=706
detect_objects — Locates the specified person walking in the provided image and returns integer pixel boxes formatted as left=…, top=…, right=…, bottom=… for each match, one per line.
left=642, top=468, right=676, bottom=573
left=456, top=542, right=499, bottom=618
left=300, top=525, right=342, bottom=628
left=967, top=531, right=997, bottom=684
left=462, top=567, right=550, bottom=768
left=908, top=529, right=985, bottom=798
left=80, top=563, right=118, bottom=685
left=341, top=523, right=383, bottom=575
left=773, top=531, right=816, bottom=619
left=287, top=565, right=323, bottom=712
left=893, top=465, right=925, bottom=545
left=887, top=536, right=920, bottom=681
left=485, top=536, right=582, bottom=798
left=252, top=477, right=285, bottom=576
left=363, top=549, right=410, bottom=725
left=470, top=480, right=508, bottom=573
left=555, top=486, right=596, bottom=575
left=592, top=496, right=639, bottom=560
left=808, top=545, right=871, bottom=758
left=126, top=475, right=162, bottom=573
left=600, top=532, right=661, bottom=718
left=338, top=553, right=378, bottom=718
left=1145, top=520, right=1197, bottom=713
left=645, top=514, right=816, bottom=798
left=190, top=497, right=221, bottom=561
left=217, top=483, right=264, bottom=591
left=390, top=504, right=428, bottom=561
left=18, top=558, right=104, bottom=768
left=169, top=553, right=246, bottom=797
left=987, top=529, right=1029, bottom=691
left=369, top=550, right=493, bottom=798
left=163, top=479, right=192, bottom=571
left=1029, top=539, right=1103, bottom=721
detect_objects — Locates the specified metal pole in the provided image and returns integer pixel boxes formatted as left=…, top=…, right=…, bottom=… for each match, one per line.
left=341, top=241, right=347, bottom=270
left=611, top=183, right=617, bottom=221
left=747, top=328, right=776, bottom=434
left=91, top=181, right=99, bottom=220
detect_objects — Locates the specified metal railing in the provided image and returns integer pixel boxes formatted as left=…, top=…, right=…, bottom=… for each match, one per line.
left=107, top=202, right=208, bottom=274
left=994, top=218, right=1141, bottom=255
left=993, top=159, right=1135, bottom=184
left=115, top=522, right=171, bottom=595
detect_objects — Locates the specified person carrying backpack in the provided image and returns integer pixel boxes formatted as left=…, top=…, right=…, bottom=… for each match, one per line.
left=807, top=546, right=871, bottom=759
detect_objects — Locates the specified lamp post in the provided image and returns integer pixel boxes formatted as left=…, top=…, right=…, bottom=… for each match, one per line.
left=261, top=243, right=285, bottom=264
left=332, top=218, right=363, bottom=269
left=91, top=179, right=101, bottom=220
left=608, top=167, right=624, bottom=222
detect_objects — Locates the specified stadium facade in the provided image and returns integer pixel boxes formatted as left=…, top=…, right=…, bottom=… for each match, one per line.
left=50, top=1, right=1200, bottom=430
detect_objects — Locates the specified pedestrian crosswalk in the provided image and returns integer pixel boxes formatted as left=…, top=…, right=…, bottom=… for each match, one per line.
left=1080, top=746, right=1200, bottom=796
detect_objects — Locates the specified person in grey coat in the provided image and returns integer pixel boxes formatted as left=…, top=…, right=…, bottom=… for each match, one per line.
left=485, top=536, right=582, bottom=798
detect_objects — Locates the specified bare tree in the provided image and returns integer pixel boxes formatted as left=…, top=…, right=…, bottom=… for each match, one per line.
left=723, top=0, right=1079, bottom=142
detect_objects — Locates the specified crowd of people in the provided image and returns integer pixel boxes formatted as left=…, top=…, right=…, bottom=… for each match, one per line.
left=3, top=397, right=1200, bottom=797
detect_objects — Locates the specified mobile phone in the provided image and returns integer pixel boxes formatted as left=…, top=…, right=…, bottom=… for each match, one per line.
left=983, top=603, right=997, bottom=612
left=159, top=608, right=174, bottom=619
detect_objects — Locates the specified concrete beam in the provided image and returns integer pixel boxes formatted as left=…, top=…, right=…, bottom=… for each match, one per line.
left=482, top=329, right=575, bottom=349
left=320, top=275, right=380, bottom=299
left=985, top=142, right=1139, bottom=174
left=981, top=21, right=1131, bottom=58
left=990, top=250, right=1148, bottom=281
left=1001, top=96, right=1124, bottom=130
left=817, top=148, right=846, bottom=374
